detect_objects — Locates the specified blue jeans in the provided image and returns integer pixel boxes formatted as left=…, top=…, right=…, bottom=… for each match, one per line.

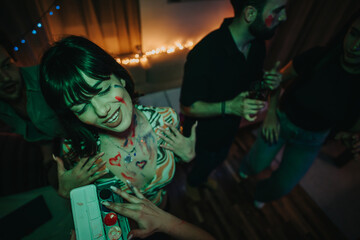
left=240, top=110, right=330, bottom=202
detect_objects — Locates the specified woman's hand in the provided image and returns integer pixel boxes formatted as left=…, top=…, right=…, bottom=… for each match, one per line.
left=262, top=111, right=280, bottom=144
left=102, top=183, right=170, bottom=239
left=103, top=181, right=215, bottom=240
left=52, top=152, right=109, bottom=198
left=157, top=122, right=197, bottom=163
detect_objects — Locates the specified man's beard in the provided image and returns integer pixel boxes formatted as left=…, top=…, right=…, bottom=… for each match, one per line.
left=249, top=15, right=277, bottom=40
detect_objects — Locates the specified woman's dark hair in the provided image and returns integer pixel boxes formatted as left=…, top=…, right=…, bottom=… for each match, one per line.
left=40, top=35, right=135, bottom=159
left=0, top=30, right=17, bottom=61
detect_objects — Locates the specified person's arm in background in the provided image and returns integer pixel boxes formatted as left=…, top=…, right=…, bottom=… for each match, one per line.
left=334, top=118, right=360, bottom=160
left=102, top=183, right=215, bottom=240
left=261, top=60, right=299, bottom=143
left=181, top=92, right=265, bottom=122
left=180, top=43, right=266, bottom=122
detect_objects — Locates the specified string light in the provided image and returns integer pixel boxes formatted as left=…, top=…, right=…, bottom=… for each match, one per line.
left=115, top=40, right=194, bottom=66
left=12, top=1, right=60, bottom=52
left=11, top=0, right=194, bottom=64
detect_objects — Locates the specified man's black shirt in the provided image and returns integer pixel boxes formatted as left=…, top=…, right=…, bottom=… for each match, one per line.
left=180, top=18, right=266, bottom=150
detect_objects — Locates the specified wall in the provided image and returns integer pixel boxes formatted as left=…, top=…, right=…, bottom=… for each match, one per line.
left=139, top=0, right=233, bottom=51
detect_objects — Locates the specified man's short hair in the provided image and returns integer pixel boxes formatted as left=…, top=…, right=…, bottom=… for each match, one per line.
left=0, top=30, right=16, bottom=60
left=230, top=0, right=268, bottom=17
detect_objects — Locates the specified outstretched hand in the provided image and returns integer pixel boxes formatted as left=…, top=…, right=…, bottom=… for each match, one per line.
left=262, top=111, right=280, bottom=144
left=264, top=61, right=282, bottom=90
left=102, top=182, right=171, bottom=239
left=158, top=121, right=197, bottom=162
left=52, top=152, right=109, bottom=198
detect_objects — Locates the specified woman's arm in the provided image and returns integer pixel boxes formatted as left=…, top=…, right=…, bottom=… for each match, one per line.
left=102, top=183, right=215, bottom=240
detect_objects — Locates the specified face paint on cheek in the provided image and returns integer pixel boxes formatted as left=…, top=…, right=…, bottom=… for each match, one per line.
left=265, top=14, right=274, bottom=28
left=115, top=96, right=126, bottom=105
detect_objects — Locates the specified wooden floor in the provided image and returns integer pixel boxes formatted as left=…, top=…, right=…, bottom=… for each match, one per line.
left=0, top=125, right=347, bottom=239
left=166, top=127, right=346, bottom=240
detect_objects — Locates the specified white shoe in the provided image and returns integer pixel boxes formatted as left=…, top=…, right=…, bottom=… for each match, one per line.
left=254, top=200, right=265, bottom=209
left=239, top=171, right=248, bottom=179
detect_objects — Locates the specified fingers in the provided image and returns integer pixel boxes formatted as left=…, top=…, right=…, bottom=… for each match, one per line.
left=88, top=160, right=107, bottom=176
left=159, top=144, right=175, bottom=152
left=164, top=122, right=180, bottom=136
left=52, top=154, right=66, bottom=176
left=111, top=186, right=144, bottom=204
left=83, top=152, right=105, bottom=171
left=239, top=91, right=249, bottom=98
left=101, top=200, right=139, bottom=219
left=244, top=114, right=257, bottom=122
left=272, top=61, right=281, bottom=72
left=89, top=168, right=109, bottom=182
left=158, top=131, right=175, bottom=145
left=190, top=121, right=198, bottom=141
left=242, top=99, right=266, bottom=115
left=126, top=180, right=145, bottom=200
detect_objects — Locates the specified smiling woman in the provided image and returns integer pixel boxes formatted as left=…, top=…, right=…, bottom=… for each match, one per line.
left=39, top=36, right=197, bottom=206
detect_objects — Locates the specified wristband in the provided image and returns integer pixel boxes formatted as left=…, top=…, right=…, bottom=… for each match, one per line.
left=221, top=101, right=226, bottom=117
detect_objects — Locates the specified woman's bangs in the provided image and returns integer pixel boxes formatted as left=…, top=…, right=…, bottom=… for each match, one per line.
left=63, top=70, right=101, bottom=107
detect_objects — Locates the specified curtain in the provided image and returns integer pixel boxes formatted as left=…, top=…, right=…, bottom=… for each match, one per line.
left=0, top=0, right=141, bottom=66
left=36, top=0, right=141, bottom=56
left=265, top=0, right=360, bottom=69
left=0, top=0, right=50, bottom=66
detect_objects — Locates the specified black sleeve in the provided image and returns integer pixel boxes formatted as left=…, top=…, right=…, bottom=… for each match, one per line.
left=180, top=44, right=213, bottom=107
left=293, top=47, right=327, bottom=76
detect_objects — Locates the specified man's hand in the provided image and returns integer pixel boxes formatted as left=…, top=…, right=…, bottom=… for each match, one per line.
left=52, top=152, right=109, bottom=198
left=262, top=111, right=280, bottom=144
left=226, top=92, right=265, bottom=121
left=335, top=132, right=360, bottom=160
left=158, top=121, right=197, bottom=162
left=264, top=61, right=282, bottom=90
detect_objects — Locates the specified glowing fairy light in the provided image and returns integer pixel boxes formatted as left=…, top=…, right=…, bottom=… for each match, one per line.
left=166, top=47, right=175, bottom=54
left=115, top=40, right=194, bottom=65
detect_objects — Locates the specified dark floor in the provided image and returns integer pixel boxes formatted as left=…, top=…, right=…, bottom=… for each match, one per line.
left=166, top=127, right=346, bottom=240
left=0, top=124, right=349, bottom=239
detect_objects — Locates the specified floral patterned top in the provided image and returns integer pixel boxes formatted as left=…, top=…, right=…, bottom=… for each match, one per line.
left=63, top=105, right=179, bottom=205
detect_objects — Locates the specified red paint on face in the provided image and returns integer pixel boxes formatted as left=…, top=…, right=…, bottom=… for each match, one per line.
left=109, top=152, right=121, bottom=167
left=121, top=172, right=134, bottom=180
left=115, top=96, right=126, bottom=104
left=265, top=14, right=274, bottom=28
